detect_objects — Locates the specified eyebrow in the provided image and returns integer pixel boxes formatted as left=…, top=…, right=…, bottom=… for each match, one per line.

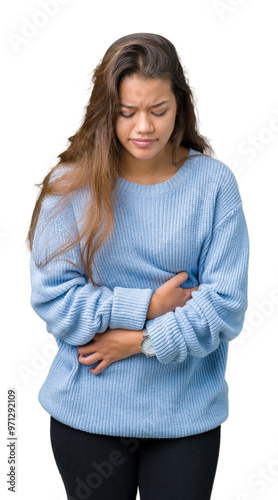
left=120, top=100, right=170, bottom=109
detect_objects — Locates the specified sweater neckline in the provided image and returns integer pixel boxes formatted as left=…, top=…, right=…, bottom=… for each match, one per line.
left=117, top=148, right=201, bottom=195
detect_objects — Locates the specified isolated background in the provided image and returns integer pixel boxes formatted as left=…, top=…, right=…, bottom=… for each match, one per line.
left=1, top=0, right=278, bottom=499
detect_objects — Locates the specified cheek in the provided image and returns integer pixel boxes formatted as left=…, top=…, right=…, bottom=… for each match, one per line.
left=162, top=115, right=176, bottom=138
left=115, top=119, right=129, bottom=142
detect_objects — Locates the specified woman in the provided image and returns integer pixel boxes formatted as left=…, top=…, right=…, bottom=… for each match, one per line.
left=28, top=33, right=249, bottom=500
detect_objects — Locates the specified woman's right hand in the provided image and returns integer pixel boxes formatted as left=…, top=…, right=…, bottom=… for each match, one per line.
left=146, top=271, right=199, bottom=320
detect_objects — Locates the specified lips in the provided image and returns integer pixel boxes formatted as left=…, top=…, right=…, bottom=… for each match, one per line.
left=130, top=139, right=156, bottom=147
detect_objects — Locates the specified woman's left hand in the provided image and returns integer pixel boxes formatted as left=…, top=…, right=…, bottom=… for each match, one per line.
left=77, top=328, right=144, bottom=375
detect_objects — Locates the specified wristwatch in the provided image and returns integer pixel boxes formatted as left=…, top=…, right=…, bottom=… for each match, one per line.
left=139, top=328, right=156, bottom=357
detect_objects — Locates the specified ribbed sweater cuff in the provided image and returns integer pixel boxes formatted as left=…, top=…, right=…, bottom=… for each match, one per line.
left=110, top=287, right=153, bottom=330
left=145, top=313, right=188, bottom=364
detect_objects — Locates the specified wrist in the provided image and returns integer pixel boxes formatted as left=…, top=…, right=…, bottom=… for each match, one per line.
left=132, top=330, right=144, bottom=354
left=146, top=294, right=157, bottom=320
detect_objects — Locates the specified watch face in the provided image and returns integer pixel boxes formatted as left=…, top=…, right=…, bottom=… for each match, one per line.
left=142, top=337, right=156, bottom=356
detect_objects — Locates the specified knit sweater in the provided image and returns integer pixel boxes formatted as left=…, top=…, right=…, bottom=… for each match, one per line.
left=30, top=148, right=249, bottom=438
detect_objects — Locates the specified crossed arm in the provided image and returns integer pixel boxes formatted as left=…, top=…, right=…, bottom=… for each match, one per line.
left=78, top=271, right=198, bottom=375
left=31, top=180, right=249, bottom=375
left=30, top=198, right=198, bottom=374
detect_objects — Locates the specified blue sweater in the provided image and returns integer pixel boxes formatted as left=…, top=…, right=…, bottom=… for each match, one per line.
left=30, top=148, right=249, bottom=438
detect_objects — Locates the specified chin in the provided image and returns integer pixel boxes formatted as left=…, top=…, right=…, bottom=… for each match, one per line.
left=129, top=148, right=162, bottom=161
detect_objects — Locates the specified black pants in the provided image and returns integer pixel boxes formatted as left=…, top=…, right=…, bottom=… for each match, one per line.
left=50, top=416, right=221, bottom=500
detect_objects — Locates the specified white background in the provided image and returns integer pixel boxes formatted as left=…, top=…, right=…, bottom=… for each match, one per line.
left=1, top=0, right=278, bottom=499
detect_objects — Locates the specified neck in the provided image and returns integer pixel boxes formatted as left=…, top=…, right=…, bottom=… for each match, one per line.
left=120, top=145, right=189, bottom=183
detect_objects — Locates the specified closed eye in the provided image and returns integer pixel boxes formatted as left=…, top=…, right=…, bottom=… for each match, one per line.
left=152, top=110, right=167, bottom=117
left=120, top=110, right=167, bottom=118
left=120, top=112, right=135, bottom=118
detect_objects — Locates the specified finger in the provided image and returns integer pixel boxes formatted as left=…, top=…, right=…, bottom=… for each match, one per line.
left=166, top=271, right=188, bottom=287
left=90, top=360, right=110, bottom=375
left=78, top=343, right=95, bottom=354
left=78, top=353, right=99, bottom=365
left=183, top=286, right=198, bottom=299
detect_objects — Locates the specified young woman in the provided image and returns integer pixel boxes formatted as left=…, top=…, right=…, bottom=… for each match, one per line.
left=28, top=33, right=249, bottom=500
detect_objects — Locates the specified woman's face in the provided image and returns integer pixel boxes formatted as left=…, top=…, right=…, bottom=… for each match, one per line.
left=115, top=75, right=177, bottom=163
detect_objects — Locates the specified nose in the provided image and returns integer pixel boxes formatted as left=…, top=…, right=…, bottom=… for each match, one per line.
left=134, top=112, right=154, bottom=135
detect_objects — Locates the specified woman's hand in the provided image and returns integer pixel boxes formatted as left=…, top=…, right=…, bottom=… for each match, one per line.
left=78, top=328, right=143, bottom=375
left=146, top=271, right=199, bottom=320
left=78, top=272, right=199, bottom=374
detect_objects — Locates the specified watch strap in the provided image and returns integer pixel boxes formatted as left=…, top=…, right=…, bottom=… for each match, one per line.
left=142, top=327, right=149, bottom=339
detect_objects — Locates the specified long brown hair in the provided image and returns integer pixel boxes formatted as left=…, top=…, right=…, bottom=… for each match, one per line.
left=27, top=32, right=214, bottom=286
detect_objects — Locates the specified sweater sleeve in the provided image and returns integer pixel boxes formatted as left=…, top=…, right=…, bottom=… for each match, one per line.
left=30, top=195, right=152, bottom=346
left=145, top=171, right=249, bottom=364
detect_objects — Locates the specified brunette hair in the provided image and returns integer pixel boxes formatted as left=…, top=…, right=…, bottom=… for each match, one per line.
left=27, top=32, right=214, bottom=286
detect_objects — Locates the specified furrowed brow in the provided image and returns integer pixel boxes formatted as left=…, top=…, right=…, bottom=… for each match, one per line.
left=120, top=100, right=170, bottom=109
left=120, top=104, right=136, bottom=109
left=151, top=100, right=170, bottom=108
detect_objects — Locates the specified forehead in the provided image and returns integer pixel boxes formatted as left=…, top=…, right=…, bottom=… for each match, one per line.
left=118, top=75, right=174, bottom=105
